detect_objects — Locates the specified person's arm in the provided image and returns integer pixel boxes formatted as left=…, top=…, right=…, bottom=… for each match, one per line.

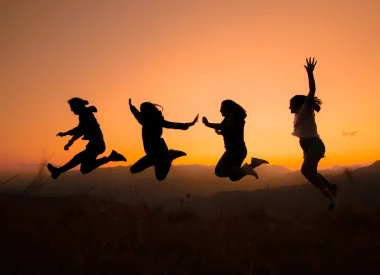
left=128, top=98, right=143, bottom=125
left=63, top=131, right=83, bottom=150
left=66, top=126, right=81, bottom=136
left=304, top=57, right=317, bottom=106
left=162, top=120, right=189, bottom=130
left=163, top=114, right=198, bottom=130
left=202, top=116, right=223, bottom=130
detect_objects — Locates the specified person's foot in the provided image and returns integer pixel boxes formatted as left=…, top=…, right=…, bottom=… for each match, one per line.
left=242, top=163, right=259, bottom=179
left=109, top=150, right=127, bottom=162
left=250, top=157, right=269, bottom=169
left=168, top=150, right=187, bottom=160
left=47, top=163, right=61, bottom=179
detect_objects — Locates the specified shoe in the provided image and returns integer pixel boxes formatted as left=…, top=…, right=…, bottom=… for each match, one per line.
left=242, top=163, right=259, bottom=179
left=168, top=150, right=187, bottom=160
left=250, top=157, right=269, bottom=169
left=109, top=150, right=127, bottom=162
left=47, top=163, right=61, bottom=179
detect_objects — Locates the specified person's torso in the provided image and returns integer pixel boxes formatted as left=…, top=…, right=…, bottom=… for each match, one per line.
left=292, top=104, right=319, bottom=138
left=221, top=117, right=246, bottom=150
left=79, top=111, right=103, bottom=140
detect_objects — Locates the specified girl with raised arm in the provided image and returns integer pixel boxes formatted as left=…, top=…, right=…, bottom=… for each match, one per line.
left=202, top=100, right=268, bottom=182
left=289, top=57, right=338, bottom=210
left=129, top=99, right=198, bottom=181
left=47, top=97, right=126, bottom=179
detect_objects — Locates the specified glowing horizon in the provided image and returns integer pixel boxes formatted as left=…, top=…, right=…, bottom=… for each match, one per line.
left=1, top=0, right=380, bottom=173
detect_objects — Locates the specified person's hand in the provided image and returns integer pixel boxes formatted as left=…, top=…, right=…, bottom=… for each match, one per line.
left=304, top=57, right=317, bottom=73
left=56, top=132, right=66, bottom=137
left=129, top=98, right=132, bottom=107
left=64, top=141, right=73, bottom=151
left=202, top=116, right=209, bottom=125
left=189, top=114, right=199, bottom=126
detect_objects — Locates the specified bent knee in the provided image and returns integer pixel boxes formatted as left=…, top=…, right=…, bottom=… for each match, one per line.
left=156, top=175, right=167, bottom=181
left=130, top=166, right=138, bottom=174
left=80, top=166, right=92, bottom=174
left=229, top=176, right=240, bottom=182
left=215, top=167, right=229, bottom=178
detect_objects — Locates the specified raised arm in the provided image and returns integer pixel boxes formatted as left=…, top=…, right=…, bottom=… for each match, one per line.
left=304, top=57, right=317, bottom=105
left=129, top=98, right=143, bottom=125
left=163, top=114, right=199, bottom=130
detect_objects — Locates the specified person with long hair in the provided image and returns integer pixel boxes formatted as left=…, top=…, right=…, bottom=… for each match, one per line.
left=289, top=57, right=338, bottom=210
left=202, top=99, right=268, bottom=181
left=47, top=97, right=126, bottom=179
left=129, top=98, right=198, bottom=181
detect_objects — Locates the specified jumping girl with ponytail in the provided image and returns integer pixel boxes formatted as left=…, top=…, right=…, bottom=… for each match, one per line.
left=290, top=58, right=338, bottom=210
left=47, top=97, right=126, bottom=179
left=129, top=98, right=198, bottom=181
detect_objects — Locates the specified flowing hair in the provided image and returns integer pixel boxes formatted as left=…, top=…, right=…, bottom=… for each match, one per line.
left=222, top=99, right=247, bottom=119
left=140, top=102, right=164, bottom=121
left=290, top=95, right=322, bottom=112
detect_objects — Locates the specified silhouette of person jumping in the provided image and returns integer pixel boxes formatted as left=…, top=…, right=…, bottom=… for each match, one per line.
left=289, top=57, right=338, bottom=210
left=47, top=97, right=126, bottom=179
left=202, top=100, right=268, bottom=181
left=129, top=99, right=198, bottom=181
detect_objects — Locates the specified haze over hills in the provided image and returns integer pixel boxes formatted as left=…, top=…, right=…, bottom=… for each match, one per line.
left=0, top=161, right=379, bottom=217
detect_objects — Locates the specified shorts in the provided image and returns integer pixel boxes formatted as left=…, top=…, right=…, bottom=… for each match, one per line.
left=299, top=137, right=325, bottom=159
left=84, top=139, right=106, bottom=160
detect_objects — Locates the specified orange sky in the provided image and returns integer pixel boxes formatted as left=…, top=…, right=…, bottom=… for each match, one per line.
left=1, top=0, right=379, bottom=172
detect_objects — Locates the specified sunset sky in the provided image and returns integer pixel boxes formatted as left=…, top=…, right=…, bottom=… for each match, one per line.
left=1, top=0, right=380, bottom=172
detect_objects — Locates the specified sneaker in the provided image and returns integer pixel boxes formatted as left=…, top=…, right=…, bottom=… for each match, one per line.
left=242, top=163, right=259, bottom=179
left=109, top=150, right=127, bottom=162
left=47, top=163, right=61, bottom=179
left=168, top=150, right=187, bottom=160
left=250, top=157, right=269, bottom=169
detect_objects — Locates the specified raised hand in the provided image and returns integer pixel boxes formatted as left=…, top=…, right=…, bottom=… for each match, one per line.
left=189, top=114, right=199, bottom=126
left=128, top=98, right=132, bottom=107
left=304, top=57, right=317, bottom=73
left=202, top=116, right=209, bottom=125
left=56, top=132, right=66, bottom=137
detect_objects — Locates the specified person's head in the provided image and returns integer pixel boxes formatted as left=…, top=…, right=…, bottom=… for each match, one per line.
left=68, top=97, right=89, bottom=115
left=140, top=102, right=164, bottom=120
left=220, top=99, right=247, bottom=118
left=289, top=95, right=322, bottom=113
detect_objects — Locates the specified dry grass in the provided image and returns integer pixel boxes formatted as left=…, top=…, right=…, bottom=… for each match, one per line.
left=0, top=194, right=379, bottom=275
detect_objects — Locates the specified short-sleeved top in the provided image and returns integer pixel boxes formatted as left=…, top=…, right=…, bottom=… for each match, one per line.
left=292, top=103, right=319, bottom=138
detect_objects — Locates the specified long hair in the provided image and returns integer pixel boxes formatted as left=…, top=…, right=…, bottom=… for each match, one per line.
left=222, top=99, right=247, bottom=119
left=290, top=95, right=322, bottom=112
left=140, top=102, right=164, bottom=121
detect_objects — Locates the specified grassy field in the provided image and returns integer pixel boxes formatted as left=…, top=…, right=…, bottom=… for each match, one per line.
left=0, top=194, right=379, bottom=275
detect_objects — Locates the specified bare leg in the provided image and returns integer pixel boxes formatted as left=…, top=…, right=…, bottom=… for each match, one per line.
left=301, top=153, right=335, bottom=209
left=130, top=155, right=154, bottom=174
left=47, top=151, right=85, bottom=179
